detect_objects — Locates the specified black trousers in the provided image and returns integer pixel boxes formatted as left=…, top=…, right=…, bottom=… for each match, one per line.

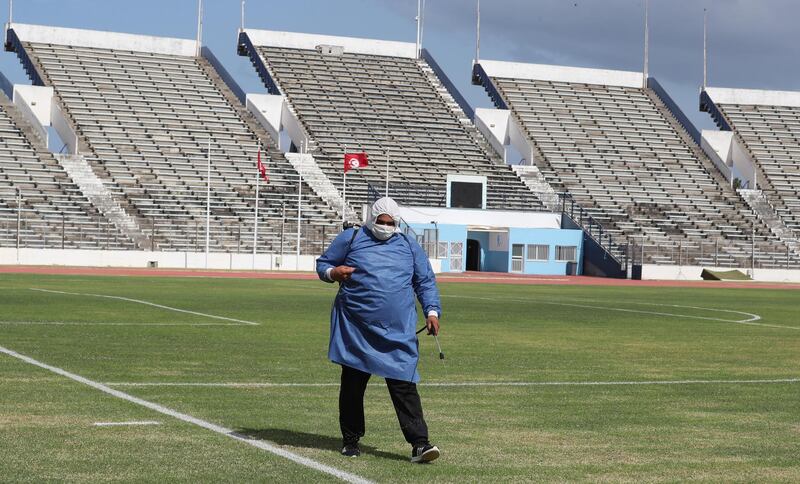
left=339, top=364, right=429, bottom=446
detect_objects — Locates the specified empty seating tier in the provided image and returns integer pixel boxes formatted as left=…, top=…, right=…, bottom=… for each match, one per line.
left=482, top=67, right=797, bottom=267
left=705, top=95, right=800, bottom=235
left=0, top=91, right=134, bottom=249
left=22, top=40, right=340, bottom=254
left=254, top=44, right=544, bottom=211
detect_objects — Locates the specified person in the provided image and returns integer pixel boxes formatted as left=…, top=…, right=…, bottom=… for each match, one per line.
left=316, top=197, right=442, bottom=463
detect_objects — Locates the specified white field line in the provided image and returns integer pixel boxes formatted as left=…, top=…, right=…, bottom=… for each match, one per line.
left=29, top=288, right=259, bottom=326
left=93, top=421, right=161, bottom=427
left=104, top=378, right=800, bottom=388
left=442, top=295, right=800, bottom=330
left=0, top=321, right=244, bottom=327
left=0, top=345, right=372, bottom=484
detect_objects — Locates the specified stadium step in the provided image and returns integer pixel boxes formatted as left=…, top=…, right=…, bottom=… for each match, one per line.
left=511, top=165, right=560, bottom=211
left=738, top=189, right=800, bottom=256
left=284, top=152, right=360, bottom=224
left=55, top=154, right=149, bottom=250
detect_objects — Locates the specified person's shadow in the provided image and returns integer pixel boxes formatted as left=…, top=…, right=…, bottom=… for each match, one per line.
left=235, top=428, right=408, bottom=462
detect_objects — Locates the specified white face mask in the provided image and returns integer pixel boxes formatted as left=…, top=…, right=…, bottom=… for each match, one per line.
left=370, top=223, right=396, bottom=241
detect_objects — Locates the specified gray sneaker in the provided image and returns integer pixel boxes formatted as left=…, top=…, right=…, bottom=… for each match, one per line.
left=410, top=443, right=440, bottom=463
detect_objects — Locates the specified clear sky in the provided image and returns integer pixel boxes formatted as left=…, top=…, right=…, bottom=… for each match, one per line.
left=2, top=0, right=798, bottom=133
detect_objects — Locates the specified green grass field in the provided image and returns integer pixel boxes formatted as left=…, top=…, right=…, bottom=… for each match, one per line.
left=1, top=273, right=799, bottom=482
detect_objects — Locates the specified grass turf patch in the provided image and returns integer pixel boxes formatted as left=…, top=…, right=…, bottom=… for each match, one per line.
left=0, top=273, right=798, bottom=482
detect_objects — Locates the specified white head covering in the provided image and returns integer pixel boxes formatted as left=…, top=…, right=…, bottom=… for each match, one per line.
left=365, top=197, right=401, bottom=236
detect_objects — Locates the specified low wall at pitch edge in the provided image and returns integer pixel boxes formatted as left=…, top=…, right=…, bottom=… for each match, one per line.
left=0, top=248, right=317, bottom=271
left=0, top=248, right=444, bottom=274
left=641, top=264, right=800, bottom=283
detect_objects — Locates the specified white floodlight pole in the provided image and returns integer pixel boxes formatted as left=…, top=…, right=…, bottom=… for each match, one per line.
left=643, top=0, right=649, bottom=88
left=415, top=0, right=422, bottom=58
left=196, top=0, right=203, bottom=57
left=419, top=0, right=426, bottom=53
left=476, top=0, right=481, bottom=62
left=240, top=0, right=245, bottom=31
left=205, top=137, right=211, bottom=268
left=8, top=0, right=12, bottom=24
left=703, top=8, right=708, bottom=88
left=252, top=144, right=260, bottom=269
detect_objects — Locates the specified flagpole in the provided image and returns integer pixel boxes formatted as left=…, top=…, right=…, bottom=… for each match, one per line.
left=643, top=0, right=649, bottom=88
left=252, top=144, right=260, bottom=269
left=342, top=144, right=347, bottom=228
left=385, top=148, right=390, bottom=197
left=296, top=142, right=302, bottom=271
left=205, top=136, right=211, bottom=269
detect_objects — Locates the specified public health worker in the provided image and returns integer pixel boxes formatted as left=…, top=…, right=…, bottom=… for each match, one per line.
left=316, top=197, right=442, bottom=463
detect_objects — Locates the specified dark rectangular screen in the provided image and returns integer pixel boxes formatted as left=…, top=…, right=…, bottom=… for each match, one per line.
left=450, top=182, right=483, bottom=209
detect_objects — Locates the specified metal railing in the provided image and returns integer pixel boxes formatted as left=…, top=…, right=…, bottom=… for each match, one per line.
left=558, top=192, right=628, bottom=266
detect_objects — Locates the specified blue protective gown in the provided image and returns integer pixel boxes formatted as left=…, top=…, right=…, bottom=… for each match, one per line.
left=316, top=227, right=441, bottom=383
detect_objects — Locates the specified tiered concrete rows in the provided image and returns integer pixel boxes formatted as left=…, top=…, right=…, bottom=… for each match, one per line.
left=712, top=103, right=800, bottom=234
left=489, top=77, right=798, bottom=267
left=24, top=42, right=340, bottom=253
left=256, top=46, right=544, bottom=211
left=0, top=92, right=134, bottom=249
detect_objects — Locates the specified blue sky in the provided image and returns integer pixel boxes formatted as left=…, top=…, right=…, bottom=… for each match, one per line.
left=2, top=0, right=798, bottom=132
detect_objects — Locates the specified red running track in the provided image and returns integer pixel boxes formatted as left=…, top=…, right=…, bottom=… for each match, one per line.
left=1, top=266, right=798, bottom=290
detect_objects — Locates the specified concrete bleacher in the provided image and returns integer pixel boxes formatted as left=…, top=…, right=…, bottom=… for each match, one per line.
left=9, top=23, right=339, bottom=254
left=473, top=60, right=798, bottom=268
left=702, top=87, right=800, bottom=236
left=0, top=87, right=134, bottom=249
left=239, top=30, right=544, bottom=212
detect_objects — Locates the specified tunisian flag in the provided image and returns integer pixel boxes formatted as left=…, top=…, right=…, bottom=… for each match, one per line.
left=344, top=152, right=369, bottom=173
left=257, top=148, right=269, bottom=182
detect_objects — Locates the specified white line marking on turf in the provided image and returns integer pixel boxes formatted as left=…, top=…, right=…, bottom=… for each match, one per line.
left=441, top=295, right=794, bottom=330
left=93, top=421, right=162, bottom=427
left=0, top=321, right=244, bottom=327
left=29, top=288, right=259, bottom=326
left=0, top=345, right=372, bottom=484
left=105, top=378, right=800, bottom=388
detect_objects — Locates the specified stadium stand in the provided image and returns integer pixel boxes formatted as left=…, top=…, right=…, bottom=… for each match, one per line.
left=238, top=30, right=545, bottom=213
left=0, top=82, right=134, bottom=249
left=6, top=23, right=340, bottom=254
left=473, top=60, right=799, bottom=268
left=701, top=88, right=800, bottom=239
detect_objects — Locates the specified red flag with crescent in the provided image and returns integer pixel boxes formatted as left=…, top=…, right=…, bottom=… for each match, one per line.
left=343, top=152, right=369, bottom=173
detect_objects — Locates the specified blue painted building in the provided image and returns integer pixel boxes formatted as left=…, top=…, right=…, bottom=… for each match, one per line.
left=400, top=207, right=583, bottom=275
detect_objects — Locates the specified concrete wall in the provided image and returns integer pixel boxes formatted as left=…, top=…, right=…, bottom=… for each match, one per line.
left=244, top=29, right=417, bottom=58
left=508, top=227, right=584, bottom=276
left=0, top=248, right=317, bottom=271
left=641, top=264, right=800, bottom=283
left=11, top=23, right=197, bottom=56
left=478, top=59, right=643, bottom=88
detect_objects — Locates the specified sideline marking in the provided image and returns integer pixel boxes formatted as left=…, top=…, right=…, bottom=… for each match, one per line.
left=442, top=295, right=788, bottom=329
left=29, top=288, right=259, bottom=326
left=0, top=321, right=243, bottom=327
left=93, top=421, right=161, bottom=427
left=105, top=378, right=800, bottom=388
left=0, top=345, right=372, bottom=484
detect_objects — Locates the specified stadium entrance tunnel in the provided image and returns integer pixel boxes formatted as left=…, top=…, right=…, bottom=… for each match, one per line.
left=466, top=239, right=481, bottom=271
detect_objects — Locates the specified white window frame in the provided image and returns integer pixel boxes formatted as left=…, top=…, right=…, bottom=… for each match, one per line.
left=446, top=174, right=487, bottom=209
left=555, top=245, right=578, bottom=263
left=526, top=244, right=549, bottom=261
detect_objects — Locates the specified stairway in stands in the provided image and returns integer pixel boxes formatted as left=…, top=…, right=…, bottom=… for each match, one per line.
left=55, top=154, right=151, bottom=250
left=738, top=189, right=800, bottom=256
